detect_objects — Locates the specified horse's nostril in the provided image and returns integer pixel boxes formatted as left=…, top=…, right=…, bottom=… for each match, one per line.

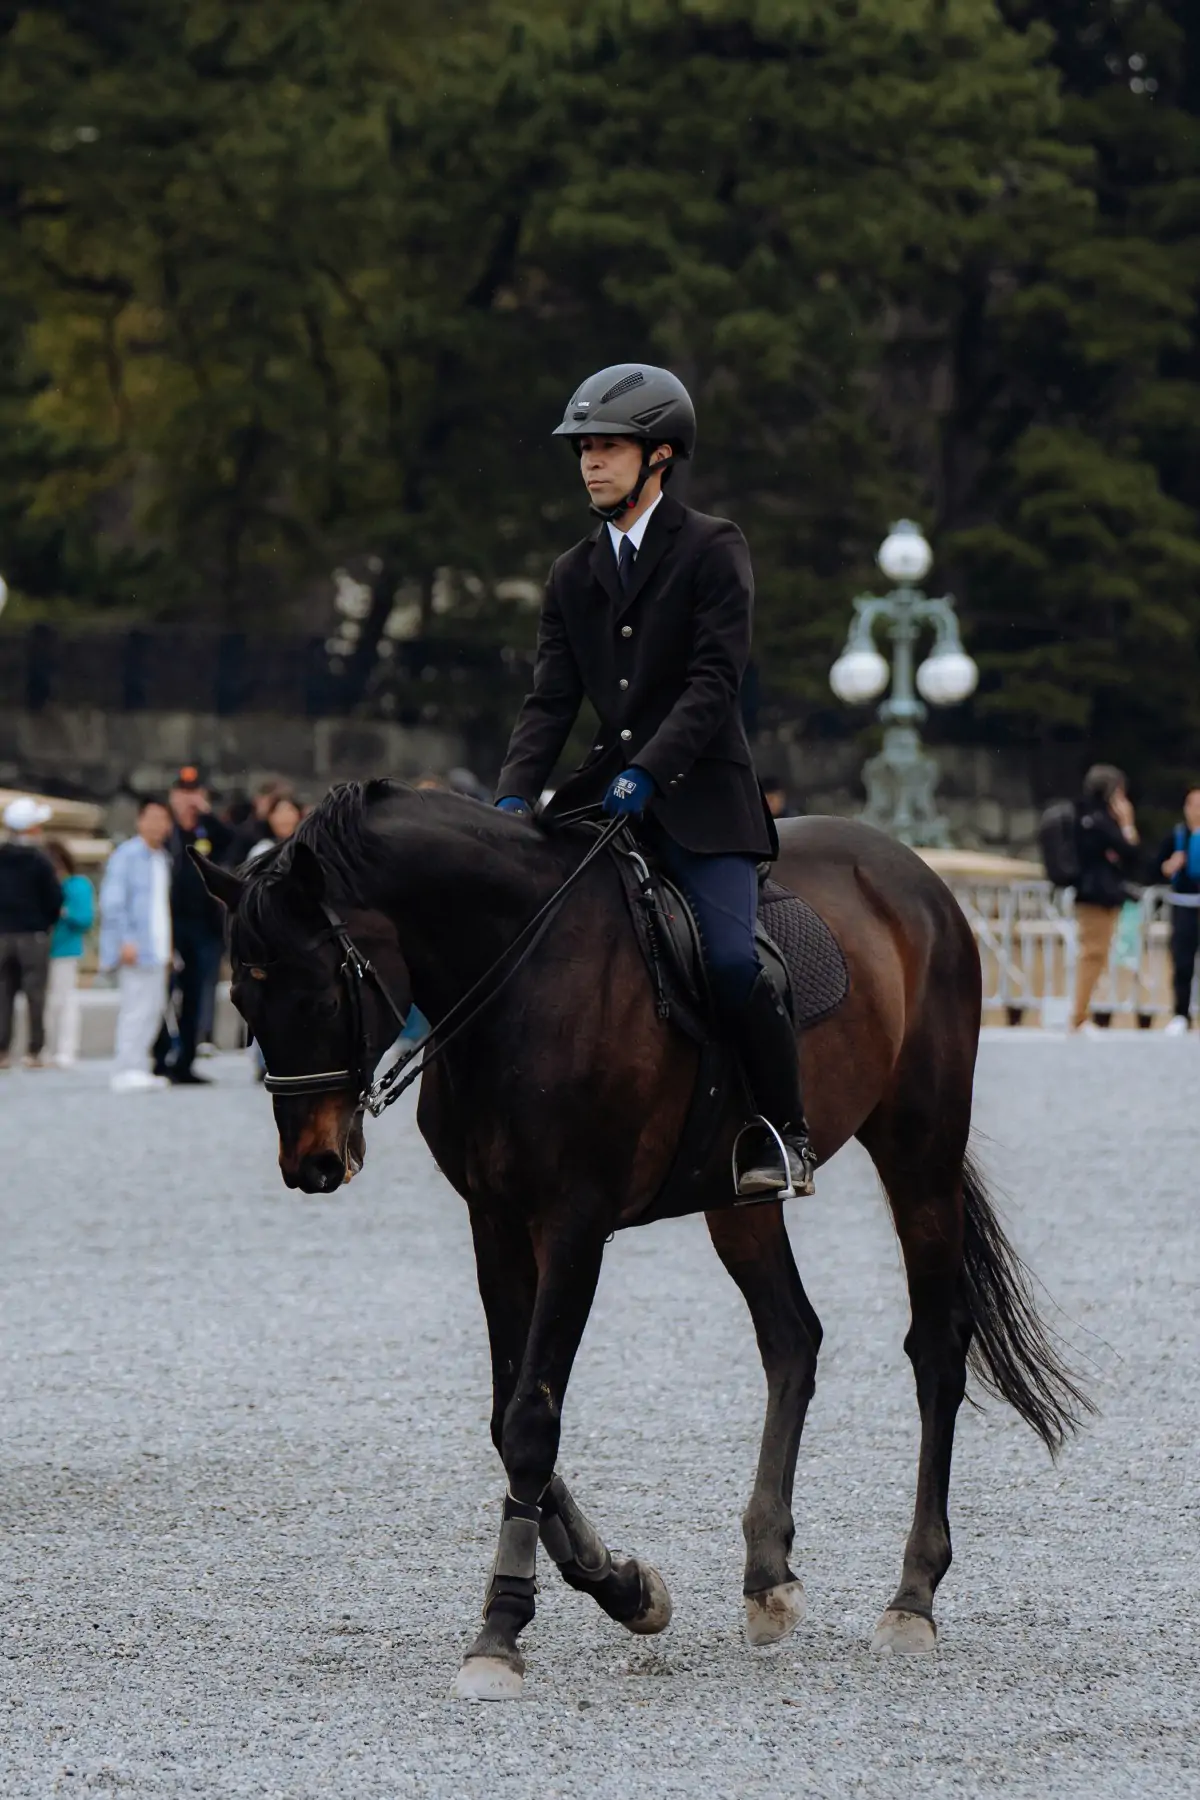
left=297, top=1150, right=345, bottom=1194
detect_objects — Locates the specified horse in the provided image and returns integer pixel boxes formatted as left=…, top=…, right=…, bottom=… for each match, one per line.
left=195, top=779, right=1089, bottom=1699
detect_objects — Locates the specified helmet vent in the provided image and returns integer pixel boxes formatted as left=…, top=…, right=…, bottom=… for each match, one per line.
left=600, top=370, right=645, bottom=404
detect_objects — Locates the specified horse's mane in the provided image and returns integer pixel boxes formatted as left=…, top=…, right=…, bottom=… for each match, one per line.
left=235, top=780, right=376, bottom=963
left=233, top=779, right=566, bottom=965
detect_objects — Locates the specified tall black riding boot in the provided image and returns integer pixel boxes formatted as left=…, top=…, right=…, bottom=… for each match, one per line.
left=727, top=969, right=816, bottom=1198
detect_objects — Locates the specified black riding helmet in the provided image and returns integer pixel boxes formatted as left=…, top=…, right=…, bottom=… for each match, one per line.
left=553, top=363, right=696, bottom=521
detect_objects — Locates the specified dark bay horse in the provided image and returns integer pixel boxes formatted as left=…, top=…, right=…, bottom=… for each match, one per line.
left=196, top=780, right=1088, bottom=1699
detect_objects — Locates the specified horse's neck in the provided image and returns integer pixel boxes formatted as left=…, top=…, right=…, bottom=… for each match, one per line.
left=377, top=821, right=571, bottom=1021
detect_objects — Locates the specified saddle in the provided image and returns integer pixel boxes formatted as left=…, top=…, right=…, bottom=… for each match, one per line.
left=610, top=840, right=849, bottom=1224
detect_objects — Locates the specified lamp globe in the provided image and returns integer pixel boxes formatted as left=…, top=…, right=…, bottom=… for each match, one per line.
left=830, top=647, right=890, bottom=705
left=877, top=521, right=932, bottom=586
left=916, top=650, right=979, bottom=706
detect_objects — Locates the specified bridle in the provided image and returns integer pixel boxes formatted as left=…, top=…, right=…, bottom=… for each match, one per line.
left=260, top=900, right=409, bottom=1105
left=260, top=813, right=627, bottom=1119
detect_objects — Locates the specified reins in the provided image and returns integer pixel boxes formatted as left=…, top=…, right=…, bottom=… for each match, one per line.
left=265, top=810, right=627, bottom=1118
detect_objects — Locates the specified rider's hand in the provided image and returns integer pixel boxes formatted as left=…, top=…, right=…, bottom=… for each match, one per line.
left=1163, top=850, right=1186, bottom=877
left=495, top=796, right=531, bottom=816
left=118, top=942, right=139, bottom=967
left=602, top=767, right=656, bottom=818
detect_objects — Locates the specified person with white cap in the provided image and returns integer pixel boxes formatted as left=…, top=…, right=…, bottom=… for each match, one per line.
left=0, top=795, right=62, bottom=1070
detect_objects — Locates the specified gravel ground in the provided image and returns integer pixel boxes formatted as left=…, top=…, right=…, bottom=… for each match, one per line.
left=1, top=1034, right=1197, bottom=1799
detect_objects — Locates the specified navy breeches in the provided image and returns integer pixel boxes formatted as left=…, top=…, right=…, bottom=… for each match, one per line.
left=653, top=835, right=763, bottom=1016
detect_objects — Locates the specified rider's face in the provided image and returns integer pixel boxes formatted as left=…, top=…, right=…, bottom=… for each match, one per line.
left=577, top=436, right=653, bottom=509
left=578, top=436, right=643, bottom=507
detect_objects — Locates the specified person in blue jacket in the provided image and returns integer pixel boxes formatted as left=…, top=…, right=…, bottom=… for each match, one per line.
left=45, top=840, right=95, bottom=1067
left=1158, top=786, right=1200, bottom=1035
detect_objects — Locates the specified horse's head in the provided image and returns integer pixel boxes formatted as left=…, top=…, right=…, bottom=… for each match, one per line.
left=193, top=842, right=412, bottom=1194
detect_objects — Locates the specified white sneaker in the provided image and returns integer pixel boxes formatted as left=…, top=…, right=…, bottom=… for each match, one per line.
left=1163, top=1014, right=1190, bottom=1038
left=1075, top=1021, right=1108, bottom=1038
left=110, top=1069, right=169, bottom=1093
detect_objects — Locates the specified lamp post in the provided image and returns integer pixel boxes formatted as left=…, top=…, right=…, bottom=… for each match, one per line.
left=829, top=521, right=978, bottom=848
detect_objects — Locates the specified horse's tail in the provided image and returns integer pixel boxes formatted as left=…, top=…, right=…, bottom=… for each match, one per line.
left=961, top=1150, right=1094, bottom=1455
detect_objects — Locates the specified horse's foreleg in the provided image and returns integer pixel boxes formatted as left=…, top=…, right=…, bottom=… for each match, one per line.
left=539, top=1473, right=671, bottom=1634
left=454, top=1205, right=614, bottom=1699
left=468, top=1202, right=538, bottom=1461
left=706, top=1201, right=821, bottom=1647
left=861, top=1106, right=972, bottom=1656
left=465, top=1205, right=669, bottom=1653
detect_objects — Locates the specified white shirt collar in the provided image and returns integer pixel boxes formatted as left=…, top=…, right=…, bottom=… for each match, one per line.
left=607, top=490, right=663, bottom=559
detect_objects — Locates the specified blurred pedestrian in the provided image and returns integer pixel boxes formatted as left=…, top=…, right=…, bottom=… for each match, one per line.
left=45, top=839, right=95, bottom=1068
left=760, top=775, right=796, bottom=820
left=231, top=777, right=290, bottom=860
left=0, top=796, right=61, bottom=1071
left=1072, top=764, right=1141, bottom=1034
left=1158, top=785, right=1200, bottom=1036
left=99, top=798, right=173, bottom=1093
left=246, top=791, right=302, bottom=861
left=153, top=769, right=234, bottom=1086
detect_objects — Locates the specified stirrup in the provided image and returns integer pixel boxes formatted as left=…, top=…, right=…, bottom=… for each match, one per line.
left=731, top=1116, right=813, bottom=1203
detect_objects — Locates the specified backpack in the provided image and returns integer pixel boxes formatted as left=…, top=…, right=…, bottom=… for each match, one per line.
left=1039, top=799, right=1081, bottom=889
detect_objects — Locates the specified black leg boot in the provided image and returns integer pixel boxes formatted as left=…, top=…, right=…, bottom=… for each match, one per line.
left=726, top=969, right=817, bottom=1199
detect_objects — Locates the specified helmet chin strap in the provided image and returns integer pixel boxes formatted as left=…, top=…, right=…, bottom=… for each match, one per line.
left=588, top=447, right=668, bottom=523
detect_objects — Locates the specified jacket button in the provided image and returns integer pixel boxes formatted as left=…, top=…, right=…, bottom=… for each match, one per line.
left=619, top=678, right=628, bottom=690
left=621, top=625, right=633, bottom=637
left=620, top=729, right=632, bottom=742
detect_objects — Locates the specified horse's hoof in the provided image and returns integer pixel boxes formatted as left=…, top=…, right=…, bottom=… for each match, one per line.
left=625, top=1562, right=673, bottom=1635
left=745, top=1579, right=806, bottom=1647
left=870, top=1609, right=937, bottom=1656
left=451, top=1654, right=525, bottom=1700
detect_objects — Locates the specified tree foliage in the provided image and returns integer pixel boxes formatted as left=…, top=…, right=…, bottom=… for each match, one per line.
left=0, top=0, right=1197, bottom=785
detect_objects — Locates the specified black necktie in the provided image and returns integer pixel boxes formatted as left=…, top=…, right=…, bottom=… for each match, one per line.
left=617, top=533, right=636, bottom=592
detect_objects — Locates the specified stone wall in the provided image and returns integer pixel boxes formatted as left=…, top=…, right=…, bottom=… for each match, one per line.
left=0, top=704, right=1043, bottom=856
left=0, top=705, right=470, bottom=837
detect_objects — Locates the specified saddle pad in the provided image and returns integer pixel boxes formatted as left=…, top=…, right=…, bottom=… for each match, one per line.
left=758, top=879, right=849, bottom=1030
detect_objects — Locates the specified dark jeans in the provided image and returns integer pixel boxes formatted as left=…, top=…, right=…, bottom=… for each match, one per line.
left=0, top=930, right=51, bottom=1055
left=154, top=922, right=223, bottom=1075
left=651, top=832, right=763, bottom=1016
left=1171, top=904, right=1200, bottom=1020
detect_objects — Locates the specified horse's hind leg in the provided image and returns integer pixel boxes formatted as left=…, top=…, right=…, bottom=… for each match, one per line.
left=707, top=1202, right=821, bottom=1646
left=859, top=1097, right=973, bottom=1656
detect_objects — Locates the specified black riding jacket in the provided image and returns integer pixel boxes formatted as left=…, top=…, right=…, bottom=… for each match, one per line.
left=496, top=494, right=776, bottom=859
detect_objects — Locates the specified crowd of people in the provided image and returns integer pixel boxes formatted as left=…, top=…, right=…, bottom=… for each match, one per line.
left=0, top=770, right=309, bottom=1088
left=1069, top=767, right=1200, bottom=1035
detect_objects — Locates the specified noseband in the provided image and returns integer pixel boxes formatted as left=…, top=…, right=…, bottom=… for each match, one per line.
left=261, top=901, right=409, bottom=1109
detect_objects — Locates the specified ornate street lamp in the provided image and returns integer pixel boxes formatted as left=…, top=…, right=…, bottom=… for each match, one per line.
left=829, top=521, right=978, bottom=847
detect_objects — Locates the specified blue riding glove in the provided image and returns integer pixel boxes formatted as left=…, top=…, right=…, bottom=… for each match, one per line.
left=602, top=766, right=657, bottom=818
left=495, top=796, right=531, bottom=816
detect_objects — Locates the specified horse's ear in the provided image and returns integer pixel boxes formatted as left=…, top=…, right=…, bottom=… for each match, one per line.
left=287, top=840, right=326, bottom=905
left=189, top=849, right=245, bottom=912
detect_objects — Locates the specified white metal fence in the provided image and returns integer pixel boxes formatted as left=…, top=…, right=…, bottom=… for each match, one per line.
left=947, top=881, right=1189, bottom=1029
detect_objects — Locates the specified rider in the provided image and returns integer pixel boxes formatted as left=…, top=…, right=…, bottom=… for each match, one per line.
left=494, top=363, right=816, bottom=1198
